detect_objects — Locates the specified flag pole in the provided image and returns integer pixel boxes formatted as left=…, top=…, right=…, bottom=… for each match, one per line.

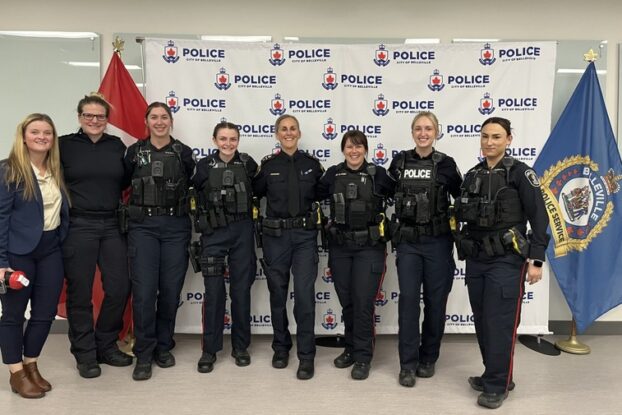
left=552, top=49, right=601, bottom=357
left=109, top=35, right=136, bottom=356
left=555, top=318, right=590, bottom=354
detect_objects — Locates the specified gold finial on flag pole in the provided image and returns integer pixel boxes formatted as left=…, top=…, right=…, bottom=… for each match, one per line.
left=555, top=318, right=591, bottom=354
left=583, top=49, right=598, bottom=62
left=112, top=36, right=125, bottom=55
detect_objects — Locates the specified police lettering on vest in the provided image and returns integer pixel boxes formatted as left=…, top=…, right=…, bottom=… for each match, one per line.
left=394, top=150, right=449, bottom=227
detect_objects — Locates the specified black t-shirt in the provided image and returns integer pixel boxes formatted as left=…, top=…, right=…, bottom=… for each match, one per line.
left=59, top=130, right=127, bottom=212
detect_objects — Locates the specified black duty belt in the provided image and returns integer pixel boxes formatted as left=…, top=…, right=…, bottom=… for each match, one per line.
left=140, top=206, right=186, bottom=217
left=263, top=216, right=314, bottom=230
left=70, top=209, right=116, bottom=219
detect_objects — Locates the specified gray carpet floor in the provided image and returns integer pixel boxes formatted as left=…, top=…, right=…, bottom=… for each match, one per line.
left=2, top=333, right=621, bottom=415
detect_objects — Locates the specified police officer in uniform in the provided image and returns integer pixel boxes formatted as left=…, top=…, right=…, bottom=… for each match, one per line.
left=123, top=102, right=195, bottom=381
left=60, top=94, right=132, bottom=378
left=253, top=114, right=324, bottom=380
left=191, top=122, right=258, bottom=373
left=455, top=117, right=548, bottom=409
left=317, top=130, right=394, bottom=380
left=389, top=112, right=462, bottom=387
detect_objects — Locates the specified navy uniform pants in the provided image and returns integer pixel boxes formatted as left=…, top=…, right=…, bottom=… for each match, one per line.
left=396, top=235, right=455, bottom=370
left=128, top=215, right=191, bottom=363
left=262, top=228, right=318, bottom=361
left=62, top=215, right=131, bottom=363
left=200, top=218, right=256, bottom=354
left=328, top=244, right=385, bottom=364
left=466, top=253, right=526, bottom=394
left=0, top=231, right=64, bottom=364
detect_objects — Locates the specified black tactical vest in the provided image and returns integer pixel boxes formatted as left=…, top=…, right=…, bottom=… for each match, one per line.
left=394, top=150, right=449, bottom=224
left=199, top=155, right=252, bottom=218
left=455, top=157, right=524, bottom=232
left=331, top=163, right=383, bottom=231
left=130, top=140, right=188, bottom=207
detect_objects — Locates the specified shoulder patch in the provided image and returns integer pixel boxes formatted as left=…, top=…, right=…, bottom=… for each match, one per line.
left=524, top=169, right=541, bottom=187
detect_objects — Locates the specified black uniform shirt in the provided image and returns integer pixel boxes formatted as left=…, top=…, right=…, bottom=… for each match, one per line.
left=192, top=151, right=258, bottom=191
left=388, top=148, right=463, bottom=199
left=124, top=137, right=196, bottom=184
left=59, top=130, right=127, bottom=212
left=463, top=157, right=549, bottom=261
left=317, top=160, right=395, bottom=202
left=253, top=150, right=324, bottom=219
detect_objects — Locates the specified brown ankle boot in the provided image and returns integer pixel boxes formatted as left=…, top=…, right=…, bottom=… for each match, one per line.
left=9, top=369, right=45, bottom=398
left=24, top=362, right=52, bottom=392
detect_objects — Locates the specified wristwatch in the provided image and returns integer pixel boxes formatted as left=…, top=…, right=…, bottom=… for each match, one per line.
left=529, top=259, right=543, bottom=268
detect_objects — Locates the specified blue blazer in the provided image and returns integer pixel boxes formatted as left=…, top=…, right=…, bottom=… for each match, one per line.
left=0, top=161, right=69, bottom=268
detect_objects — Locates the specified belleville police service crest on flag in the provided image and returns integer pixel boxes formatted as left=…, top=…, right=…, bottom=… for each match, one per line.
left=539, top=155, right=622, bottom=257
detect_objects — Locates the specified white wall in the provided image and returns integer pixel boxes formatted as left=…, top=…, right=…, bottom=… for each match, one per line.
left=3, top=0, right=622, bottom=325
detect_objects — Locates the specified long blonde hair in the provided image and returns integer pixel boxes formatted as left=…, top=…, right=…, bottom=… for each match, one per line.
left=4, top=113, right=68, bottom=201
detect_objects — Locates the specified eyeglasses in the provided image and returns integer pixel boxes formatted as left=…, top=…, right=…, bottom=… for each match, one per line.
left=81, top=113, right=107, bottom=121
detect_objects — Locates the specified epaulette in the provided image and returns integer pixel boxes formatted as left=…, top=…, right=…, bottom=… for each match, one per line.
left=261, top=153, right=278, bottom=165
left=299, top=150, right=321, bottom=164
left=432, top=150, right=446, bottom=164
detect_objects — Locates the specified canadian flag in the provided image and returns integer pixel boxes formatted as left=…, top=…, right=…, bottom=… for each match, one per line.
left=57, top=51, right=147, bottom=341
left=98, top=51, right=148, bottom=145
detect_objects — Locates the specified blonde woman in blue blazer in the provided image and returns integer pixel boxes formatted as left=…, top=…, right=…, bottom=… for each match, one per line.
left=0, top=113, right=69, bottom=399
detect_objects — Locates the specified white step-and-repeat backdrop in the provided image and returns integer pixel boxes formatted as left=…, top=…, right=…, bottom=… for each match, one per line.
left=144, top=39, right=556, bottom=335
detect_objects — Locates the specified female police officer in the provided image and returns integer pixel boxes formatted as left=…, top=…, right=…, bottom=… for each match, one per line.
left=123, top=102, right=195, bottom=381
left=389, top=111, right=462, bottom=387
left=455, top=117, right=548, bottom=409
left=317, top=130, right=394, bottom=380
left=253, top=114, right=323, bottom=380
left=191, top=121, right=258, bottom=373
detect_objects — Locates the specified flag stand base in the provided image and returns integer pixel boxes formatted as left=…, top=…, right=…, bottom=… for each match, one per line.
left=555, top=335, right=591, bottom=355
left=119, top=332, right=136, bottom=357
left=554, top=319, right=591, bottom=354
left=315, top=335, right=345, bottom=348
left=518, top=335, right=561, bottom=356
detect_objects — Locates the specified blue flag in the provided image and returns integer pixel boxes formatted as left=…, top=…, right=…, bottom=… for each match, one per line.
left=533, top=61, right=622, bottom=333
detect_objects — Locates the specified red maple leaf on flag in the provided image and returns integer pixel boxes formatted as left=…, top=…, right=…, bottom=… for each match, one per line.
left=433, top=76, right=441, bottom=84
left=377, top=101, right=385, bottom=110
left=274, top=101, right=282, bottom=109
left=326, top=125, right=334, bottom=133
left=167, top=48, right=176, bottom=57
left=483, top=50, right=492, bottom=59
left=378, top=51, right=386, bottom=60
left=219, top=75, right=227, bottom=84
left=326, top=75, right=335, bottom=83
left=273, top=51, right=281, bottom=59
